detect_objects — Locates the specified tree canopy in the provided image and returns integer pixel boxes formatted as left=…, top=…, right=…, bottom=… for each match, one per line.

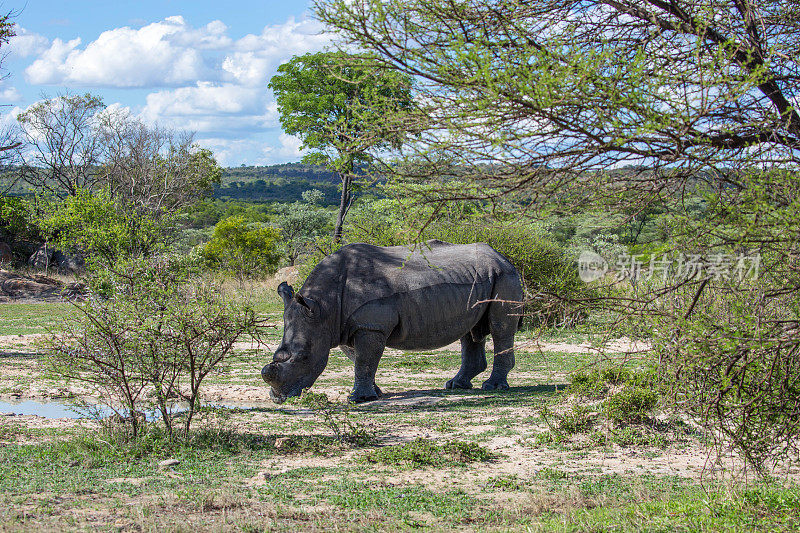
left=269, top=50, right=414, bottom=241
left=316, top=0, right=800, bottom=202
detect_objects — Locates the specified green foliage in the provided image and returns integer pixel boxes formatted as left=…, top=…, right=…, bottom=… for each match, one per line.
left=569, top=367, right=657, bottom=399
left=604, top=387, right=659, bottom=424
left=608, top=426, right=668, bottom=448
left=297, top=390, right=374, bottom=446
left=181, top=199, right=272, bottom=229
left=270, top=50, right=415, bottom=241
left=272, top=190, right=332, bottom=265
left=362, top=438, right=495, bottom=468
left=0, top=197, right=37, bottom=240
left=33, top=189, right=168, bottom=266
left=201, top=215, right=281, bottom=280
left=44, top=257, right=260, bottom=438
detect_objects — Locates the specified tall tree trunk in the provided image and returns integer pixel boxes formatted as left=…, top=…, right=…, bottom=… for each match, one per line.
left=333, top=161, right=354, bottom=244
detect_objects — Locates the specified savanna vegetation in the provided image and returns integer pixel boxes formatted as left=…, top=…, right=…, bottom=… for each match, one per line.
left=1, top=0, right=800, bottom=530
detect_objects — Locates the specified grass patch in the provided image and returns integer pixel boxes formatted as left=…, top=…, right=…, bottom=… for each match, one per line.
left=0, top=302, right=75, bottom=335
left=363, top=438, right=496, bottom=468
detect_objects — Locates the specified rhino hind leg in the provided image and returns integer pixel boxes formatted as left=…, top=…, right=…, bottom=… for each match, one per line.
left=349, top=330, right=386, bottom=403
left=482, top=276, right=522, bottom=391
left=482, top=335, right=514, bottom=391
left=446, top=334, right=487, bottom=389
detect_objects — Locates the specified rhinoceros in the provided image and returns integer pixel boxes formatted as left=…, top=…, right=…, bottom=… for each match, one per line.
left=261, top=240, right=523, bottom=403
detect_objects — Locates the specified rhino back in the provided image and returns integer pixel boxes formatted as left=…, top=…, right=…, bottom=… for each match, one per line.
left=300, top=241, right=517, bottom=335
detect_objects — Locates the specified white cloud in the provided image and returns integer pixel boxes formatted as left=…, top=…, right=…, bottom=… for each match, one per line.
left=25, top=17, right=215, bottom=87
left=6, top=25, right=50, bottom=58
left=0, top=83, right=22, bottom=103
left=140, top=82, right=275, bottom=133
left=135, top=17, right=331, bottom=140
left=199, top=133, right=305, bottom=166
left=17, top=14, right=334, bottom=164
left=0, top=106, right=23, bottom=130
left=274, top=133, right=304, bottom=158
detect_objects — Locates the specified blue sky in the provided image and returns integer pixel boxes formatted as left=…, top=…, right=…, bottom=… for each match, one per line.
left=1, top=0, right=333, bottom=166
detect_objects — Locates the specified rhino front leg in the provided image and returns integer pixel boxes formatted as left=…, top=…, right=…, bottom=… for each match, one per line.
left=446, top=334, right=487, bottom=389
left=349, top=331, right=385, bottom=403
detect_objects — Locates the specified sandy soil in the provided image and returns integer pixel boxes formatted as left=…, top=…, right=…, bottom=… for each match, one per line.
left=1, top=331, right=787, bottom=486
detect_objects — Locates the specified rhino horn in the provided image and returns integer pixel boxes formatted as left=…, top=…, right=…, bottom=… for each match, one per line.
left=277, top=282, right=294, bottom=307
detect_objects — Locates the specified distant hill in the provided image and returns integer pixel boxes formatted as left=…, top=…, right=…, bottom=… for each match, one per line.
left=221, top=163, right=340, bottom=185
left=216, top=163, right=341, bottom=204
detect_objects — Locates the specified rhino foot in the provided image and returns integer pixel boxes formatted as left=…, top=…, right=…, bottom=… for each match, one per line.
left=349, top=392, right=379, bottom=403
left=481, top=379, right=510, bottom=391
left=445, top=377, right=473, bottom=390
left=349, top=383, right=383, bottom=403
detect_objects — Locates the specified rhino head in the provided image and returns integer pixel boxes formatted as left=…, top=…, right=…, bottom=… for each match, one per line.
left=262, top=282, right=330, bottom=403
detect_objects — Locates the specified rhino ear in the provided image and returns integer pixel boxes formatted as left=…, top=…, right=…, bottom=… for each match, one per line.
left=277, top=282, right=294, bottom=307
left=294, top=293, right=316, bottom=316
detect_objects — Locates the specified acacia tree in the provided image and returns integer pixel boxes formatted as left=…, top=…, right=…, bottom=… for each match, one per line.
left=98, top=108, right=221, bottom=218
left=317, top=0, right=800, bottom=470
left=269, top=51, right=413, bottom=242
left=16, top=93, right=106, bottom=196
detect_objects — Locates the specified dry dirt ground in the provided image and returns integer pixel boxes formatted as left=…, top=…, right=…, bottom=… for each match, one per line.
left=0, top=328, right=795, bottom=531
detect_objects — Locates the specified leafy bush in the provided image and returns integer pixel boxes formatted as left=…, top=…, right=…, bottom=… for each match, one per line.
left=604, top=386, right=658, bottom=423
left=654, top=277, right=800, bottom=474
left=201, top=215, right=281, bottom=281
left=34, top=189, right=169, bottom=267
left=44, top=257, right=261, bottom=439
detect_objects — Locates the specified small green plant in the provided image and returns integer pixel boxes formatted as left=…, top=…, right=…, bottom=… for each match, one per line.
left=541, top=405, right=596, bottom=437
left=609, top=427, right=668, bottom=447
left=532, top=431, right=568, bottom=446
left=604, top=386, right=659, bottom=423
left=536, top=467, right=569, bottom=481
left=298, top=390, right=375, bottom=446
left=569, top=367, right=658, bottom=399
left=363, top=438, right=496, bottom=467
left=487, top=474, right=527, bottom=491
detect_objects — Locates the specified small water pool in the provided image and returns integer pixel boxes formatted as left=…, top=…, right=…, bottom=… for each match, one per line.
left=0, top=399, right=270, bottom=419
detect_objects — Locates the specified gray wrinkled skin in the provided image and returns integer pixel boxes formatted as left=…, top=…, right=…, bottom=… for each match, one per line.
left=261, top=240, right=523, bottom=403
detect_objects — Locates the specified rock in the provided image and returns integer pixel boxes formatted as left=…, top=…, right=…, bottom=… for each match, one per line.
left=158, top=458, right=180, bottom=468
left=28, top=244, right=53, bottom=270
left=52, top=249, right=85, bottom=274
left=28, top=244, right=85, bottom=274
left=274, top=266, right=300, bottom=287
left=0, top=242, right=13, bottom=264
left=0, top=269, right=62, bottom=300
